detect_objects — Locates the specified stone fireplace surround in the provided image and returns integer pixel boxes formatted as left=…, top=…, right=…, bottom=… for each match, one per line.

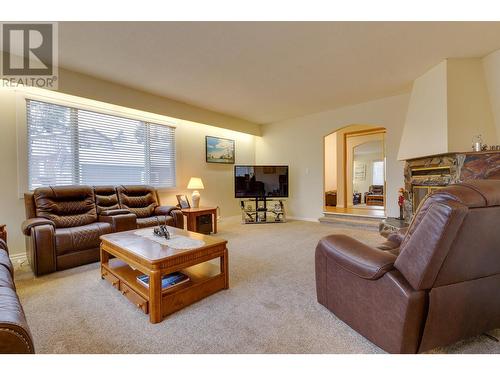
left=403, top=151, right=500, bottom=222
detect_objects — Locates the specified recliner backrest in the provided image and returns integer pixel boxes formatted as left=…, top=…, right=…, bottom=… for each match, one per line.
left=93, top=186, right=120, bottom=214
left=395, top=180, right=500, bottom=290
left=116, top=185, right=159, bottom=218
left=369, top=185, right=384, bottom=194
left=33, top=185, right=97, bottom=228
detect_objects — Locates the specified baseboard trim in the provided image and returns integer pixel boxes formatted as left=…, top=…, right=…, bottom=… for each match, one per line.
left=9, top=252, right=27, bottom=266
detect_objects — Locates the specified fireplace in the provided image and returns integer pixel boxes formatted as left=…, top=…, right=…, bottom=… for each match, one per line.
left=403, top=151, right=500, bottom=222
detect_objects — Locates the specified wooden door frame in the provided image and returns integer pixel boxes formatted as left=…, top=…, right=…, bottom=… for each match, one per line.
left=343, top=127, right=386, bottom=210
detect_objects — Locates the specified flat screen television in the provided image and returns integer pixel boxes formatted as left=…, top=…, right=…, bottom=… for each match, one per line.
left=234, top=165, right=289, bottom=198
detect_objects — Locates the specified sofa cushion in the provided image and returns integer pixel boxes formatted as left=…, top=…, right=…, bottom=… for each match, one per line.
left=137, top=215, right=174, bottom=228
left=55, top=222, right=112, bottom=256
left=116, top=185, right=159, bottom=218
left=34, top=186, right=97, bottom=228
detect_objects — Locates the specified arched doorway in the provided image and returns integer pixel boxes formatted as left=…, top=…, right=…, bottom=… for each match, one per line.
left=323, top=124, right=386, bottom=216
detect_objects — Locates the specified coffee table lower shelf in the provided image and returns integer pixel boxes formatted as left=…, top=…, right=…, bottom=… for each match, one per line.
left=101, top=259, right=225, bottom=318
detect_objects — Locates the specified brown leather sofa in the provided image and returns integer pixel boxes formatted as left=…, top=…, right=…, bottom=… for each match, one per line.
left=0, top=238, right=35, bottom=353
left=22, top=185, right=183, bottom=276
left=315, top=180, right=500, bottom=353
left=116, top=185, right=184, bottom=228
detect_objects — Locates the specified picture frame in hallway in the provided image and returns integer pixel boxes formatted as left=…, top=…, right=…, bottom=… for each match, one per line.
left=206, top=136, right=235, bottom=164
left=354, top=162, right=366, bottom=181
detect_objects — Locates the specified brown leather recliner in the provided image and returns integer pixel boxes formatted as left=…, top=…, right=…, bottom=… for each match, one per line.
left=22, top=185, right=184, bottom=276
left=315, top=180, right=500, bottom=353
left=0, top=238, right=35, bottom=353
left=116, top=185, right=184, bottom=228
left=23, top=186, right=113, bottom=276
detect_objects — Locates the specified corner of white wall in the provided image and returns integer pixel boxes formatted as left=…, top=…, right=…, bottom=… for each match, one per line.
left=482, top=49, right=500, bottom=143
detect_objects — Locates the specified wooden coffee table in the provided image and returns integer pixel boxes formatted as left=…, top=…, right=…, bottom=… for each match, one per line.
left=100, top=226, right=228, bottom=323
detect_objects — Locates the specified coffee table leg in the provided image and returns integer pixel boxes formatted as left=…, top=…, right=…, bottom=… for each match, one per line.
left=149, top=270, right=162, bottom=323
left=100, top=244, right=109, bottom=279
left=221, top=247, right=229, bottom=289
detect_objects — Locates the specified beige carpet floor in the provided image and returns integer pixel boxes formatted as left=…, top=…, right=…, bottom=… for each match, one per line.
left=15, top=217, right=500, bottom=354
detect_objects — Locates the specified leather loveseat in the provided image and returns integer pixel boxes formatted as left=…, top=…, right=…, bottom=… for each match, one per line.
left=22, top=185, right=183, bottom=276
left=315, top=180, right=500, bottom=353
left=0, top=238, right=35, bottom=353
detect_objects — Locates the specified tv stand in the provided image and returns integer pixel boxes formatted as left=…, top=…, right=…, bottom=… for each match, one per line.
left=240, top=198, right=286, bottom=224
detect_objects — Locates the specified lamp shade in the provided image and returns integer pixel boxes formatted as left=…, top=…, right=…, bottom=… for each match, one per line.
left=187, top=177, right=204, bottom=190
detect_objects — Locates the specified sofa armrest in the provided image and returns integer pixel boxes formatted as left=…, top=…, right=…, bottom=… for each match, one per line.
left=99, top=209, right=131, bottom=216
left=21, top=218, right=55, bottom=236
left=169, top=209, right=184, bottom=229
left=99, top=213, right=137, bottom=232
left=154, top=205, right=177, bottom=216
left=25, top=224, right=56, bottom=276
left=0, top=289, right=35, bottom=353
left=316, top=234, right=397, bottom=280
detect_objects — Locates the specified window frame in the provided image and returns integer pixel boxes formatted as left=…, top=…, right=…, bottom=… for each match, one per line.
left=16, top=91, right=178, bottom=197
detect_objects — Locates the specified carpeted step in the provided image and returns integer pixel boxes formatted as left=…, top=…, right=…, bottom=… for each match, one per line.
left=318, top=214, right=382, bottom=231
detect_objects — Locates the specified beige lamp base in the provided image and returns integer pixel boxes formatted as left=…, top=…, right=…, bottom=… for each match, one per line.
left=191, top=190, right=201, bottom=208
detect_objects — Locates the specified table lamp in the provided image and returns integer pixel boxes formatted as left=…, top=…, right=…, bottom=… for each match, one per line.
left=187, top=177, right=204, bottom=208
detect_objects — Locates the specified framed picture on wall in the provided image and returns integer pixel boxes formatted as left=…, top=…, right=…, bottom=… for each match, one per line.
left=206, top=136, right=235, bottom=164
left=354, top=162, right=366, bottom=181
left=176, top=194, right=191, bottom=209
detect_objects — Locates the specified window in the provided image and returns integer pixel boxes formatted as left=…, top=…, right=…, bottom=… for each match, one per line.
left=26, top=99, right=176, bottom=190
left=372, top=160, right=384, bottom=186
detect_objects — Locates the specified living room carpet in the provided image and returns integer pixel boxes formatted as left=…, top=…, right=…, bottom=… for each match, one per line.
left=15, top=217, right=500, bottom=354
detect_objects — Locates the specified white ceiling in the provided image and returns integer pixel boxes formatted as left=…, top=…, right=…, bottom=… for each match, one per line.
left=59, top=22, right=500, bottom=124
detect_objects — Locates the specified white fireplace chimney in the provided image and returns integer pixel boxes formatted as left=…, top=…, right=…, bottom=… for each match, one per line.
left=398, top=58, right=497, bottom=160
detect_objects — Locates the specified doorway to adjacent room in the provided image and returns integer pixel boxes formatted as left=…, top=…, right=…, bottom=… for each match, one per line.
left=323, top=125, right=386, bottom=218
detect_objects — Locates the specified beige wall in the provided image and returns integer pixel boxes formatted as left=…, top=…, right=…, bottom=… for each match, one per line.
left=399, top=57, right=499, bottom=160
left=0, top=88, right=256, bottom=256
left=0, top=90, right=26, bottom=257
left=165, top=119, right=255, bottom=216
left=256, top=94, right=410, bottom=220
left=482, top=49, right=500, bottom=142
left=398, top=61, right=448, bottom=160
left=447, top=59, right=497, bottom=151
left=323, top=132, right=337, bottom=192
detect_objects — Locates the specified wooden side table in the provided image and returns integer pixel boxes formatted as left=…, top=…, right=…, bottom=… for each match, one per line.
left=181, top=207, right=217, bottom=234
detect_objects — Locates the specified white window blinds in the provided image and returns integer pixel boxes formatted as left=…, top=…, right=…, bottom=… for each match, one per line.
left=27, top=99, right=176, bottom=190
